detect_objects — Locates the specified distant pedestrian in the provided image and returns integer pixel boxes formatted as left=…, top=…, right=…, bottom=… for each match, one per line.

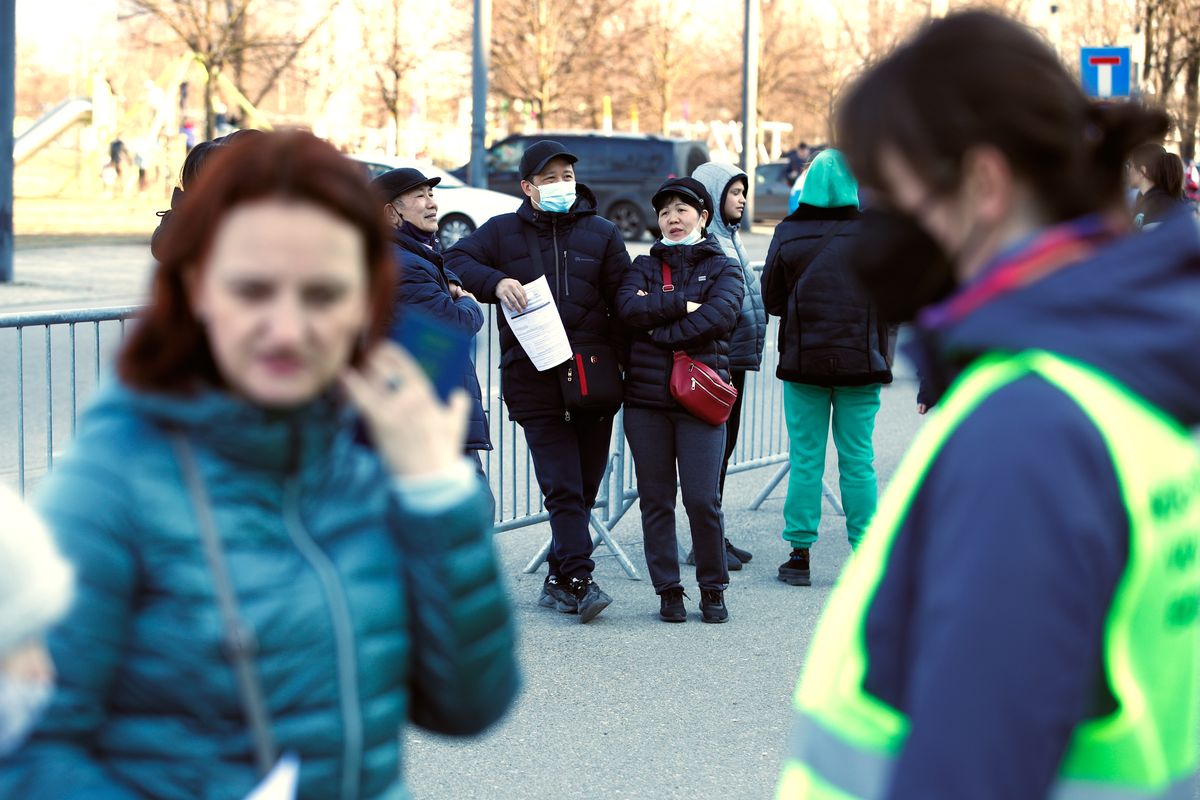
left=776, top=11, right=1200, bottom=800
left=762, top=148, right=890, bottom=587
left=0, top=485, right=73, bottom=757
left=1129, top=147, right=1188, bottom=229
left=447, top=140, right=631, bottom=623
left=1, top=130, right=518, bottom=800
left=371, top=166, right=493, bottom=490
left=616, top=177, right=744, bottom=623
left=692, top=160, right=767, bottom=571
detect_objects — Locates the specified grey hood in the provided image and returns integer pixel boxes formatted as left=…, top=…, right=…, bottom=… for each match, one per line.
left=692, top=161, right=767, bottom=370
left=692, top=161, right=751, bottom=267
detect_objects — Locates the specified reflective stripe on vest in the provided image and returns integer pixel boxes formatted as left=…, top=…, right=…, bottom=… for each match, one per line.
left=783, top=709, right=1199, bottom=800
left=777, top=350, right=1200, bottom=800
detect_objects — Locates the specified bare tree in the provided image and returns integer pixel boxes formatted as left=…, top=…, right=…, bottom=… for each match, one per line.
left=491, top=0, right=626, bottom=130
left=120, top=0, right=337, bottom=138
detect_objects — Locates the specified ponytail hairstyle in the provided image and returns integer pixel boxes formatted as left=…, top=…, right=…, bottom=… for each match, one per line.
left=1139, top=151, right=1186, bottom=199
left=837, top=10, right=1169, bottom=221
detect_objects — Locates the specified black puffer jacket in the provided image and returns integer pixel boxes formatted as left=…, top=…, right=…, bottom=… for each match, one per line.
left=762, top=205, right=892, bottom=386
left=446, top=185, right=631, bottom=421
left=616, top=236, right=745, bottom=410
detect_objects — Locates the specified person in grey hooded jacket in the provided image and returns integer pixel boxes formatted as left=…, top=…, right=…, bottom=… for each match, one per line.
left=692, top=161, right=767, bottom=569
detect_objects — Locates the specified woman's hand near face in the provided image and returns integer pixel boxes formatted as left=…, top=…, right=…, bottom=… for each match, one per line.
left=340, top=343, right=470, bottom=477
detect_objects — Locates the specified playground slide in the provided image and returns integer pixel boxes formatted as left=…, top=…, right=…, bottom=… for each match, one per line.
left=14, top=98, right=93, bottom=166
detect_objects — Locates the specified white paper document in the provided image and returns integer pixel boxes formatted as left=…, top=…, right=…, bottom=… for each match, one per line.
left=244, top=753, right=300, bottom=800
left=502, top=275, right=572, bottom=372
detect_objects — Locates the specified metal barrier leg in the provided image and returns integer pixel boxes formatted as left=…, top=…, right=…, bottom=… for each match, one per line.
left=749, top=463, right=789, bottom=510
left=822, top=480, right=845, bottom=516
left=748, top=462, right=845, bottom=517
left=522, top=536, right=554, bottom=574
left=589, top=512, right=640, bottom=580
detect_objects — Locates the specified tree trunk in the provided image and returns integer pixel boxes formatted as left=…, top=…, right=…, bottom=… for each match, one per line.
left=1182, top=48, right=1199, bottom=163
left=203, top=65, right=217, bottom=140
left=1142, top=1, right=1155, bottom=91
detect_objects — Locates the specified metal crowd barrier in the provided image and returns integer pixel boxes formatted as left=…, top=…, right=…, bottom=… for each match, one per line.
left=1, top=264, right=811, bottom=563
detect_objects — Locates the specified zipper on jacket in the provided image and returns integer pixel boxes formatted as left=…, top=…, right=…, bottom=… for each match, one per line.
left=282, top=480, right=364, bottom=800
left=552, top=223, right=561, bottom=300
left=563, top=249, right=570, bottom=296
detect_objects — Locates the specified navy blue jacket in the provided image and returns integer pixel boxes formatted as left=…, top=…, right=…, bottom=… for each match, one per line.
left=762, top=205, right=892, bottom=386
left=387, top=225, right=490, bottom=450
left=868, top=210, right=1200, bottom=800
left=445, top=185, right=631, bottom=421
left=616, top=236, right=744, bottom=411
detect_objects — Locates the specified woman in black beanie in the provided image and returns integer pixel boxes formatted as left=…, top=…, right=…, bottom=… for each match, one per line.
left=615, top=177, right=745, bottom=623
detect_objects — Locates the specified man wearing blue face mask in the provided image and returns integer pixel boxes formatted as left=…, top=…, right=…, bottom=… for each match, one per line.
left=0, top=485, right=74, bottom=757
left=447, top=140, right=633, bottom=623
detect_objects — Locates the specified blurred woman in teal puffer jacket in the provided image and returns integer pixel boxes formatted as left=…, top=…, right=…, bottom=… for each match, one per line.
left=0, top=131, right=519, bottom=800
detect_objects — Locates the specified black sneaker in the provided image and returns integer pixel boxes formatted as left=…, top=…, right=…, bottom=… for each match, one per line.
left=684, top=548, right=742, bottom=571
left=659, top=588, right=687, bottom=623
left=726, top=538, right=753, bottom=564
left=699, top=589, right=728, bottom=623
left=569, top=576, right=612, bottom=624
left=538, top=575, right=578, bottom=613
left=777, top=548, right=811, bottom=586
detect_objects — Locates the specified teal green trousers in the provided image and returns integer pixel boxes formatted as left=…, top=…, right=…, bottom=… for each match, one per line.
left=782, top=382, right=882, bottom=549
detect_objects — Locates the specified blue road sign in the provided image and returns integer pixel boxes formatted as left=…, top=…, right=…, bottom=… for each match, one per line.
left=1080, top=47, right=1131, bottom=98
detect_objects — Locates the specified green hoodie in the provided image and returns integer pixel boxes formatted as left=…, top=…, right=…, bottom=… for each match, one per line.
left=798, top=148, right=860, bottom=209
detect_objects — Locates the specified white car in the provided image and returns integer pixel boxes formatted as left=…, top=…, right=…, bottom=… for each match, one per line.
left=351, top=156, right=521, bottom=249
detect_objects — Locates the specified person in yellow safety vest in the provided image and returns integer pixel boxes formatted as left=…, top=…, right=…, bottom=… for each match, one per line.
left=777, top=11, right=1200, bottom=800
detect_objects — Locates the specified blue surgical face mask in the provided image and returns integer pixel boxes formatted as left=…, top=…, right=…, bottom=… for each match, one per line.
left=0, top=675, right=54, bottom=756
left=536, top=181, right=577, bottom=214
left=660, top=227, right=704, bottom=247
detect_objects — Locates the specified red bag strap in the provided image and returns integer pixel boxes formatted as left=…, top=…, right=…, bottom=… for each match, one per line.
left=661, top=260, right=674, bottom=293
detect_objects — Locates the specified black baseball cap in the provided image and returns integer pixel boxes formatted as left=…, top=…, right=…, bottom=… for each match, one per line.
left=652, top=176, right=712, bottom=215
left=519, top=140, right=578, bottom=179
left=371, top=167, right=441, bottom=201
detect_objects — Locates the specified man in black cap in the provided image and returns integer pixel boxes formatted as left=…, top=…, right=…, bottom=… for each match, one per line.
left=446, top=140, right=632, bottom=624
left=371, top=167, right=493, bottom=485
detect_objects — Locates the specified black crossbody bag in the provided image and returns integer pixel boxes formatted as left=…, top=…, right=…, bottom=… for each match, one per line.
left=521, top=225, right=623, bottom=417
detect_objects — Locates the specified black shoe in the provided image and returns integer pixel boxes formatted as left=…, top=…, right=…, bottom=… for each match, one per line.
left=538, top=576, right=578, bottom=613
left=569, top=576, right=612, bottom=624
left=685, top=548, right=742, bottom=571
left=777, top=548, right=811, bottom=586
left=659, top=588, right=687, bottom=622
left=726, top=538, right=753, bottom=564
left=699, top=589, right=728, bottom=623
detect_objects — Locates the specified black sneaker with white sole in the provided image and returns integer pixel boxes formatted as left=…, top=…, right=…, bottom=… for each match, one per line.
left=569, top=576, right=612, bottom=624
left=538, top=575, right=578, bottom=613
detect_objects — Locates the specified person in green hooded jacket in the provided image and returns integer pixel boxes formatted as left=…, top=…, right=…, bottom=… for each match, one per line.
left=0, top=130, right=519, bottom=800
left=761, top=149, right=892, bottom=587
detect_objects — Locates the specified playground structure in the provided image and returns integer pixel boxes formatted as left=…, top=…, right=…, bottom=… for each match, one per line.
left=13, top=53, right=271, bottom=196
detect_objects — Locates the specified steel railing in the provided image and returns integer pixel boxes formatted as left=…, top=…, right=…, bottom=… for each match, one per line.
left=1, top=268, right=794, bottom=545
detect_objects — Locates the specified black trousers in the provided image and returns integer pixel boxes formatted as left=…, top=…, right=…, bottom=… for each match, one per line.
left=520, top=414, right=614, bottom=579
left=625, top=407, right=729, bottom=594
left=718, top=370, right=748, bottom=497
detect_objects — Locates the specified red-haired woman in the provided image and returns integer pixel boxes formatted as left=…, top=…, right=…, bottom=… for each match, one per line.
left=0, top=130, right=518, bottom=800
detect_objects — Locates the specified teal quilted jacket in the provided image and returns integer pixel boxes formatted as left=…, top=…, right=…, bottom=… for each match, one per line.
left=0, top=382, right=518, bottom=800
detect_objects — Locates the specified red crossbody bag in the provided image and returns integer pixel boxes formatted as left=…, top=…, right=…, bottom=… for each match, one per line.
left=660, top=261, right=738, bottom=426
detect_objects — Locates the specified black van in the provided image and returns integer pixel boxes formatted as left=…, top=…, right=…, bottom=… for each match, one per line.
left=452, top=132, right=711, bottom=240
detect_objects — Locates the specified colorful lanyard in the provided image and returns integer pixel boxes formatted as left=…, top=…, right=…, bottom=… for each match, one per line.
left=920, top=215, right=1125, bottom=330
